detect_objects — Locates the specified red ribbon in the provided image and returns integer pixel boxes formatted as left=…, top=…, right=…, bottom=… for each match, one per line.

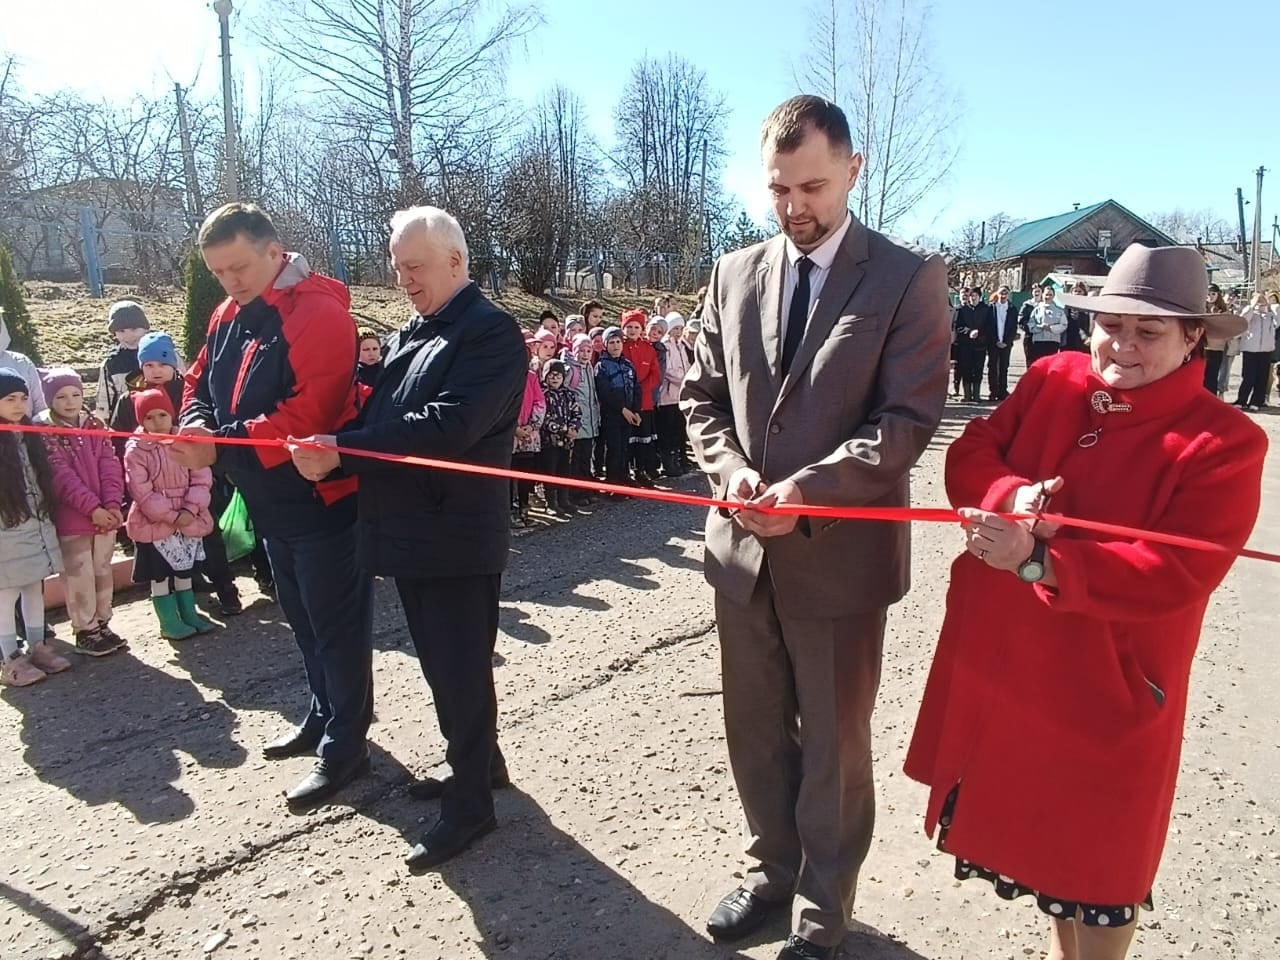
left=8, top=422, right=1278, bottom=564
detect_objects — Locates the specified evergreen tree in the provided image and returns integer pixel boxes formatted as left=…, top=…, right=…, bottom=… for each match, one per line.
left=0, top=241, right=41, bottom=364
left=726, top=211, right=767, bottom=251
left=183, top=246, right=224, bottom=358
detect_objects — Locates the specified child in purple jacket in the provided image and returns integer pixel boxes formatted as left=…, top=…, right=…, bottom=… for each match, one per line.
left=36, top=369, right=128, bottom=656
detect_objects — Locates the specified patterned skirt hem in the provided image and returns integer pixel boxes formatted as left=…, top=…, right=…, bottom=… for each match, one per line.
left=939, top=786, right=1153, bottom=928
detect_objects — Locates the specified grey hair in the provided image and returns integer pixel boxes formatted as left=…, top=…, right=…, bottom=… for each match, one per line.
left=389, top=206, right=469, bottom=271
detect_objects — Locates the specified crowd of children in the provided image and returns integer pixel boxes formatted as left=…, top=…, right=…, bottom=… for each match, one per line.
left=0, top=301, right=267, bottom=688
left=338, top=298, right=707, bottom=528
left=504, top=299, right=702, bottom=527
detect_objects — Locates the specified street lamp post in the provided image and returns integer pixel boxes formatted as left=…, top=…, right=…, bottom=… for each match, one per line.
left=213, top=0, right=239, bottom=201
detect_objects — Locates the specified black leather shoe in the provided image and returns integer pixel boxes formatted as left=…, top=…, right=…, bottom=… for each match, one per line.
left=405, top=815, right=497, bottom=871
left=263, top=725, right=323, bottom=760
left=777, top=934, right=835, bottom=960
left=407, top=767, right=512, bottom=801
left=284, top=750, right=370, bottom=808
left=706, top=886, right=789, bottom=941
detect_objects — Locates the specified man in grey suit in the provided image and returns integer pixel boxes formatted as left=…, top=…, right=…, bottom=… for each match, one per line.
left=681, top=96, right=950, bottom=960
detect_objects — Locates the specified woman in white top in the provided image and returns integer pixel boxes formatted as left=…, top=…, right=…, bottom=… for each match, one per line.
left=1234, top=291, right=1277, bottom=410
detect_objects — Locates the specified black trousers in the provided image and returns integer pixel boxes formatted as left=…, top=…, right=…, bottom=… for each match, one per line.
left=592, top=434, right=606, bottom=477
left=986, top=345, right=1013, bottom=399
left=655, top=404, right=685, bottom=467
left=510, top=452, right=537, bottom=510
left=629, top=409, right=659, bottom=477
left=957, top=345, right=985, bottom=398
left=601, top=413, right=632, bottom=485
left=265, top=524, right=374, bottom=764
left=395, top=574, right=502, bottom=825
left=570, top=437, right=595, bottom=484
left=1204, top=350, right=1224, bottom=393
left=540, top=446, right=572, bottom=508
left=1236, top=351, right=1270, bottom=407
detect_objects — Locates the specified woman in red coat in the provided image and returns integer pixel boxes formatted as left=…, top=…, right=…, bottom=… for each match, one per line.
left=905, top=245, right=1266, bottom=960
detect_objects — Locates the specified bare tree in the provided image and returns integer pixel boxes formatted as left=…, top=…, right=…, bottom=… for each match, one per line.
left=948, top=219, right=985, bottom=262
left=1148, top=208, right=1233, bottom=244
left=797, top=0, right=960, bottom=232
left=262, top=0, right=541, bottom=200
left=984, top=211, right=1021, bottom=246
left=0, top=88, right=190, bottom=287
left=611, top=54, right=729, bottom=290
left=494, top=88, right=600, bottom=294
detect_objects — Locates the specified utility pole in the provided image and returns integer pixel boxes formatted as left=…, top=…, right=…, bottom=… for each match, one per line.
left=1236, top=187, right=1250, bottom=280
left=174, top=83, right=204, bottom=225
left=213, top=0, right=239, bottom=201
left=1271, top=216, right=1278, bottom=269
left=1252, top=166, right=1266, bottom=288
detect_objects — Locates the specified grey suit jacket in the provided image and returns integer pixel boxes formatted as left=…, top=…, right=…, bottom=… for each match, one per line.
left=680, top=217, right=950, bottom=619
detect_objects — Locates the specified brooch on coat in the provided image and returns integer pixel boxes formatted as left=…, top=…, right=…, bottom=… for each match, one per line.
left=1079, top=390, right=1132, bottom=447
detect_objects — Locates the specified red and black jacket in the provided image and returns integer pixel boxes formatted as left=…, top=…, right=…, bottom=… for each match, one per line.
left=181, top=255, right=359, bottom=537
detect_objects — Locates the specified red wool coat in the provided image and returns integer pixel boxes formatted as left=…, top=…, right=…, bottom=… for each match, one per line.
left=904, top=352, right=1267, bottom=905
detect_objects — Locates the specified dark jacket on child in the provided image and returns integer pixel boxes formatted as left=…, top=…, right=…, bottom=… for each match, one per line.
left=595, top=355, right=641, bottom=418
left=540, top=386, right=582, bottom=449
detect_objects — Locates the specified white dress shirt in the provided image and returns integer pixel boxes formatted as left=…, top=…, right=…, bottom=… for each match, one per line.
left=993, top=302, right=1010, bottom=344
left=781, top=213, right=853, bottom=343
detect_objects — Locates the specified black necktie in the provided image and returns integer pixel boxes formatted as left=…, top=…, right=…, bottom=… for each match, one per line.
left=782, top=256, right=814, bottom=377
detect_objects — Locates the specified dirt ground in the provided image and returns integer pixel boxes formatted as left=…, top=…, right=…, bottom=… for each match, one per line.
left=2, top=378, right=1278, bottom=960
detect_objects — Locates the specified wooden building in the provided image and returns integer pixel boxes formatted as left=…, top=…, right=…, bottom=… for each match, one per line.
left=972, top=200, right=1177, bottom=293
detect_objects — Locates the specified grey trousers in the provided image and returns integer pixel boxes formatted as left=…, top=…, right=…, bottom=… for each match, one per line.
left=715, top=569, right=887, bottom=948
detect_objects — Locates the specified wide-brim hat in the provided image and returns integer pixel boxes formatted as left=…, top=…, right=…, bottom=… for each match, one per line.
left=1058, top=244, right=1246, bottom=340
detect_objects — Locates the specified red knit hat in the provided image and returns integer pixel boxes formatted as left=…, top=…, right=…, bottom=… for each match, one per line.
left=132, top=388, right=175, bottom=426
left=621, top=308, right=648, bottom=328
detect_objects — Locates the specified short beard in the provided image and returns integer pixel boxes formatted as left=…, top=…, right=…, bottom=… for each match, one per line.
left=784, top=217, right=830, bottom=249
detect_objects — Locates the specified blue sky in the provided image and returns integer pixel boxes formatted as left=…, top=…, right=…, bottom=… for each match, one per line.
left=5, top=0, right=1279, bottom=243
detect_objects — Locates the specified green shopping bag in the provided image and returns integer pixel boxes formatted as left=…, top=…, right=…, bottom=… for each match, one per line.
left=218, top=489, right=256, bottom=563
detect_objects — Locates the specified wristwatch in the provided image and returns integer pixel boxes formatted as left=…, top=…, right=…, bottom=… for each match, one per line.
left=1017, top=540, right=1048, bottom=583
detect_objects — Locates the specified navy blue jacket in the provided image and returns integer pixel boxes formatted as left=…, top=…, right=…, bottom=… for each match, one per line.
left=337, top=283, right=527, bottom=579
left=595, top=354, right=641, bottom=417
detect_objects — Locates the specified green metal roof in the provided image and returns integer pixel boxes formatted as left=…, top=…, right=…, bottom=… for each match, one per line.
left=975, top=200, right=1111, bottom=262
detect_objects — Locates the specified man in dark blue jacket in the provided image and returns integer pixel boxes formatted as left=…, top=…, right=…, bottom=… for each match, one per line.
left=291, top=206, right=527, bottom=870
left=175, top=203, right=374, bottom=810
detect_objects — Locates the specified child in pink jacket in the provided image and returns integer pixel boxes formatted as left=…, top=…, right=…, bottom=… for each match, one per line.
left=124, top=389, right=217, bottom=641
left=36, top=368, right=128, bottom=657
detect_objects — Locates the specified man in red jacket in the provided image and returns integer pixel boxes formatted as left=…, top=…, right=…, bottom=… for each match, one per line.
left=621, top=308, right=661, bottom=485
left=173, top=203, right=373, bottom=811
